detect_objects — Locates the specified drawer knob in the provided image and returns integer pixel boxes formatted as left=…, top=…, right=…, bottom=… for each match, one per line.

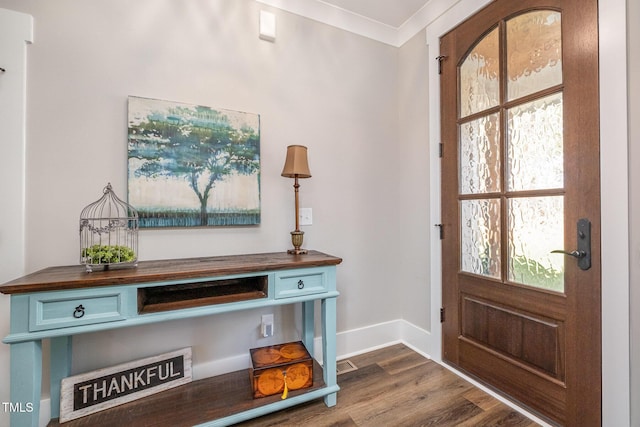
left=73, top=305, right=86, bottom=319
left=297, top=280, right=305, bottom=290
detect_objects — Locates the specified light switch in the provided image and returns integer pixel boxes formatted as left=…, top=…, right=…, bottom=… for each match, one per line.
left=299, top=208, right=312, bottom=226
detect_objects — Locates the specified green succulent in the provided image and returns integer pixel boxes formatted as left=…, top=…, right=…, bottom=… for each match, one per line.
left=82, top=245, right=136, bottom=264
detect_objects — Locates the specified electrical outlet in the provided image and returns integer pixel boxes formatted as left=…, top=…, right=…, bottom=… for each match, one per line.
left=261, top=314, right=274, bottom=337
left=299, top=208, right=312, bottom=226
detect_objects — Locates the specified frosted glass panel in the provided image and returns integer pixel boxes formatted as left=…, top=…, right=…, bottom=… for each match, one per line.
left=460, top=113, right=501, bottom=194
left=461, top=199, right=501, bottom=278
left=508, top=196, right=564, bottom=291
left=507, top=93, right=563, bottom=191
left=507, top=11, right=562, bottom=100
left=460, top=28, right=499, bottom=117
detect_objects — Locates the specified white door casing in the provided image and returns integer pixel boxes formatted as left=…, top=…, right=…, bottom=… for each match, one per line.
left=0, top=7, right=33, bottom=427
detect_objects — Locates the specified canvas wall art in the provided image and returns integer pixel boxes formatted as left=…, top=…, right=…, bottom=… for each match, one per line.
left=127, top=96, right=260, bottom=228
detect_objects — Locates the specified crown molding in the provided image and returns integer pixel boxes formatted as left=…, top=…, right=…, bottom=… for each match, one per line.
left=255, top=0, right=457, bottom=47
left=398, top=0, right=459, bottom=46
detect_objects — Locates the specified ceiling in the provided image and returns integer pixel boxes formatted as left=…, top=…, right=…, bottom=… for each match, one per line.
left=320, top=0, right=431, bottom=28
left=255, top=0, right=442, bottom=47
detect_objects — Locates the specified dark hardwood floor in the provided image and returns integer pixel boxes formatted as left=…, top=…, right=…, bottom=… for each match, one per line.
left=236, top=344, right=540, bottom=427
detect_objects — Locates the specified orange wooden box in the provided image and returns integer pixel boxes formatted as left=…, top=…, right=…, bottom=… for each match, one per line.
left=249, top=341, right=313, bottom=399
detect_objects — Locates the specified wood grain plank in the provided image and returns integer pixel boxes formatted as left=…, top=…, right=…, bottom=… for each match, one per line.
left=0, top=251, right=342, bottom=294
left=237, top=344, right=540, bottom=427
left=48, top=344, right=540, bottom=427
left=462, top=388, right=501, bottom=411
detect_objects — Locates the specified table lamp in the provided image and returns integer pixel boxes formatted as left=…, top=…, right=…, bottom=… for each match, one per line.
left=281, top=145, right=311, bottom=254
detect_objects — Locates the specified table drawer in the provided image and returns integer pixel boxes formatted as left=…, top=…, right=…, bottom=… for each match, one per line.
left=29, top=289, right=126, bottom=332
left=275, top=269, right=327, bottom=299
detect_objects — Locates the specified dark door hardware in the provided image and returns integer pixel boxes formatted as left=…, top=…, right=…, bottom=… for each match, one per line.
left=73, top=304, right=86, bottom=318
left=551, top=218, right=591, bottom=270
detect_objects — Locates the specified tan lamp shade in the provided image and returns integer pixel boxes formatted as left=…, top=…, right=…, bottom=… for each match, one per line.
left=281, top=145, right=312, bottom=178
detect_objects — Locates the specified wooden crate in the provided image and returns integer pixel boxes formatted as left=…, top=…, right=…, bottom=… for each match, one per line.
left=250, top=341, right=313, bottom=399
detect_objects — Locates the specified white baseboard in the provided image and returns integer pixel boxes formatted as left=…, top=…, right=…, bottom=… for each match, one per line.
left=39, top=398, right=50, bottom=427
left=331, top=318, right=432, bottom=362
left=194, top=319, right=432, bottom=374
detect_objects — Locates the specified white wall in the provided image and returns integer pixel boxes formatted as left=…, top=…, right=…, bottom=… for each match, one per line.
left=0, top=1, right=412, bottom=424
left=628, top=0, right=640, bottom=425
left=397, top=29, right=430, bottom=331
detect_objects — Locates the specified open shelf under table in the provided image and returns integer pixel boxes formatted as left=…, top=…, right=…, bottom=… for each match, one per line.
left=48, top=361, right=327, bottom=427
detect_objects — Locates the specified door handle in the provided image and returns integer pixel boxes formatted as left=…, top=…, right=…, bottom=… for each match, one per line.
left=551, top=249, right=586, bottom=258
left=551, top=218, right=591, bottom=270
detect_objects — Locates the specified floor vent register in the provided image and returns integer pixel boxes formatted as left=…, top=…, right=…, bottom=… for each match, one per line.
left=336, top=360, right=358, bottom=375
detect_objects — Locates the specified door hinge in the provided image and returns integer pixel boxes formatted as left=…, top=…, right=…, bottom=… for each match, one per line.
left=439, top=143, right=443, bottom=158
left=435, top=55, right=447, bottom=74
left=434, top=223, right=444, bottom=239
left=440, top=307, right=445, bottom=323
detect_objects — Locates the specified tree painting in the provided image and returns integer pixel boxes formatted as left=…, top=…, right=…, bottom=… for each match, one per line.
left=127, top=96, right=260, bottom=228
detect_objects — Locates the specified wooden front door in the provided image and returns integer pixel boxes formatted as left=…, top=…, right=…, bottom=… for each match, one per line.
left=440, top=0, right=601, bottom=425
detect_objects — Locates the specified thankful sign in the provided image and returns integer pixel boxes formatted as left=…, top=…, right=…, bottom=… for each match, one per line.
left=60, top=348, right=192, bottom=422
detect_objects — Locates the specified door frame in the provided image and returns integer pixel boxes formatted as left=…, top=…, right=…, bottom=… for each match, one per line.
left=425, top=1, right=630, bottom=425
left=0, top=8, right=32, bottom=285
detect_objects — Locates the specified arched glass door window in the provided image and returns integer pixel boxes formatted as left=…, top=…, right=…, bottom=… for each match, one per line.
left=458, top=10, right=565, bottom=291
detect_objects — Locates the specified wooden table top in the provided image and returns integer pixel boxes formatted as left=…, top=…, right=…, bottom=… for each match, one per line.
left=0, top=251, right=342, bottom=294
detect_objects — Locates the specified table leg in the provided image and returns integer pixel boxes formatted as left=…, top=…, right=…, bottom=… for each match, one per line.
left=321, top=297, right=338, bottom=407
left=49, top=336, right=72, bottom=419
left=10, top=340, right=42, bottom=427
left=301, top=300, right=314, bottom=354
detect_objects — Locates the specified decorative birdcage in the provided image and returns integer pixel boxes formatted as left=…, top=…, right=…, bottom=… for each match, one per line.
left=80, top=183, right=138, bottom=272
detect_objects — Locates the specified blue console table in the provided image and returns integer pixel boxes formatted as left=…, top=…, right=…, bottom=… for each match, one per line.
left=0, top=251, right=342, bottom=426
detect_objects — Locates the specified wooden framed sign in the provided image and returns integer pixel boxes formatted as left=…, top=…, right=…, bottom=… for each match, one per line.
left=60, top=347, right=192, bottom=422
